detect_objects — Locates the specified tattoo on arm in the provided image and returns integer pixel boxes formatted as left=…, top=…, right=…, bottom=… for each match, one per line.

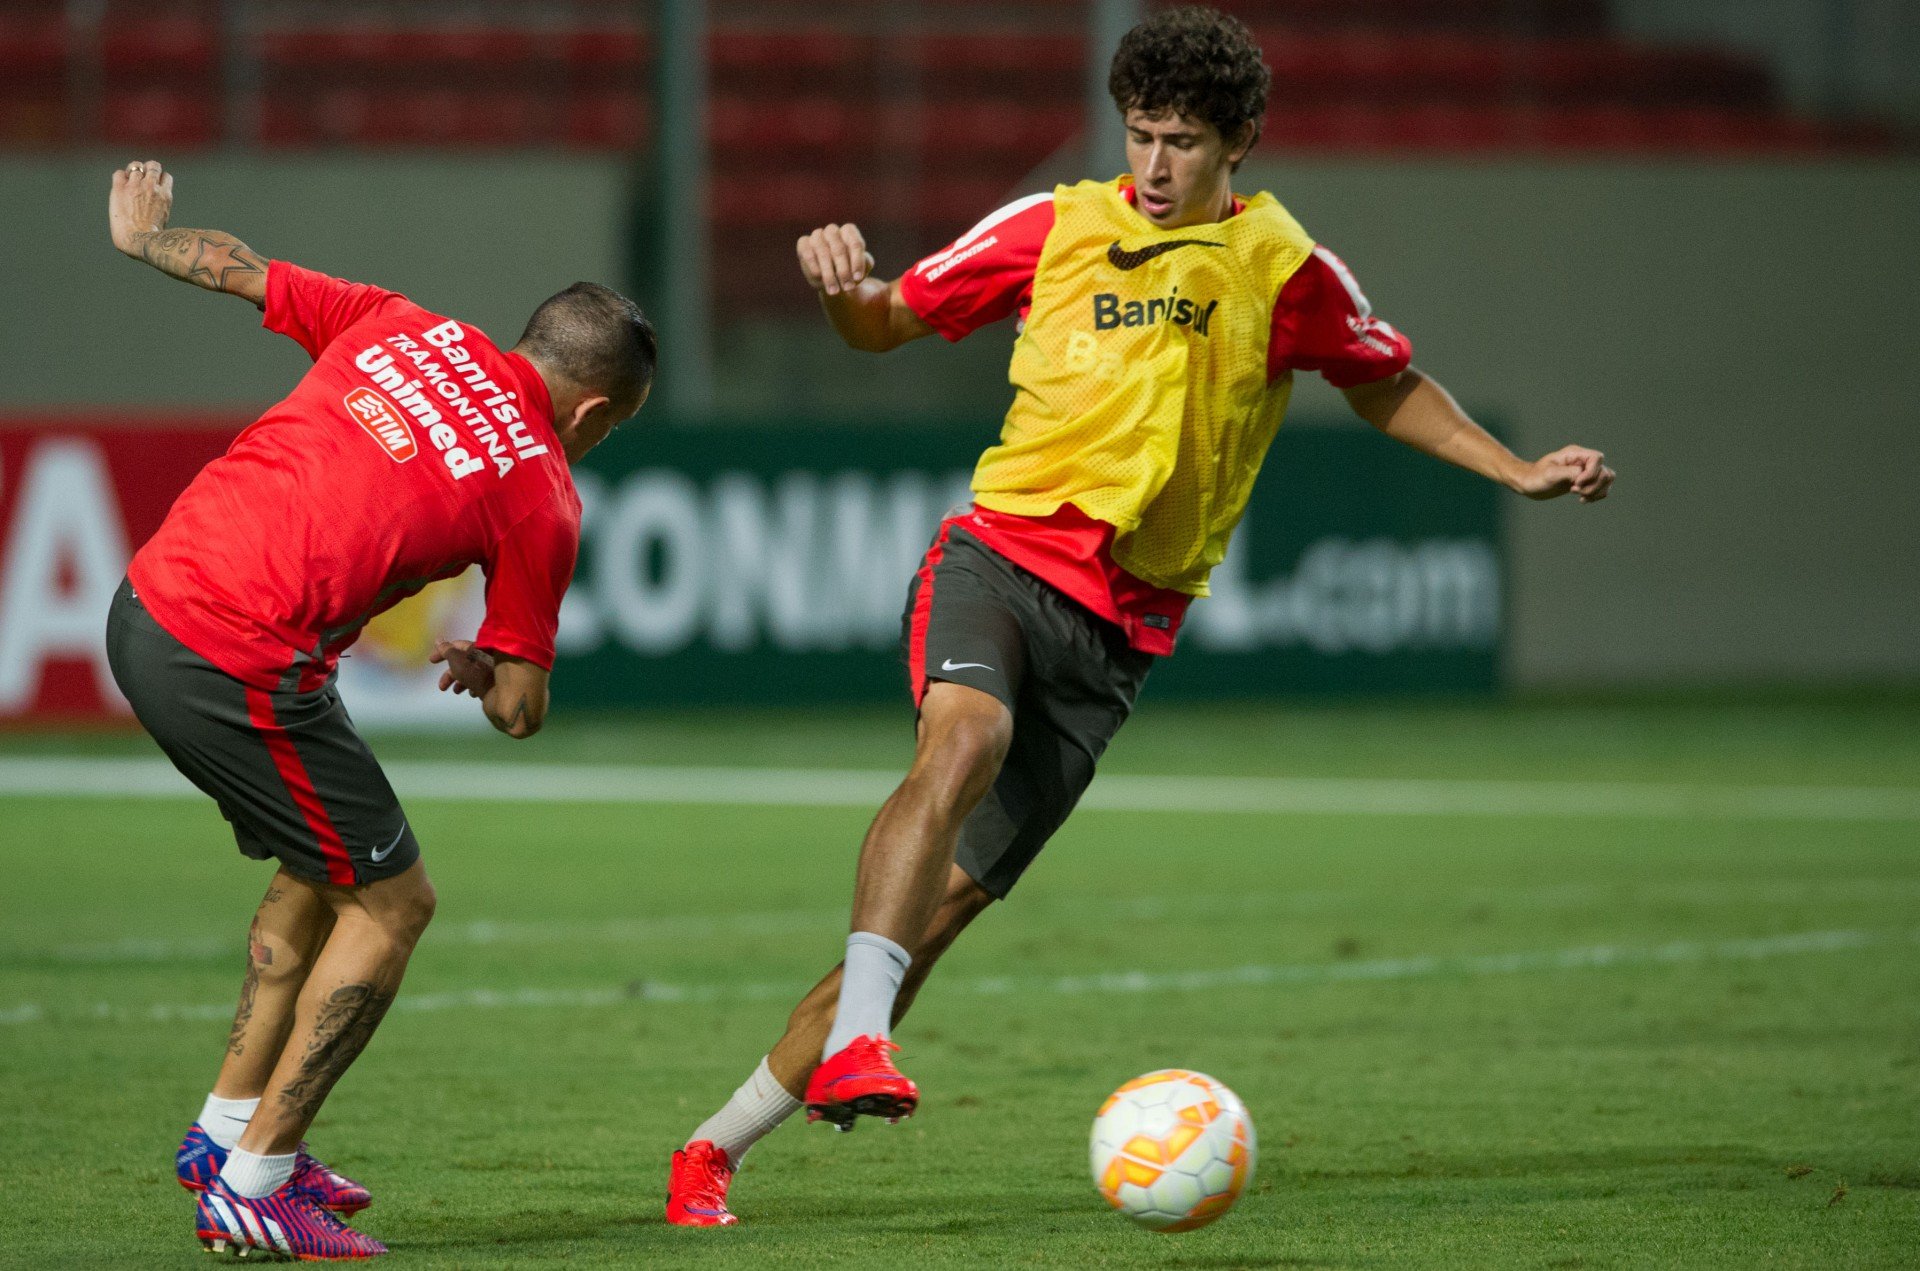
left=131, top=228, right=268, bottom=304
left=488, top=693, right=534, bottom=737
left=275, top=982, right=397, bottom=1125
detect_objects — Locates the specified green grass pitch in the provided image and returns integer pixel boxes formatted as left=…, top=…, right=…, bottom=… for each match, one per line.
left=2, top=694, right=1917, bottom=1268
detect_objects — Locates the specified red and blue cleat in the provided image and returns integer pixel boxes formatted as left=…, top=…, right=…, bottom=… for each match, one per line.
left=194, top=1175, right=386, bottom=1260
left=804, top=1035, right=919, bottom=1131
left=177, top=1124, right=372, bottom=1217
left=665, top=1140, right=738, bottom=1227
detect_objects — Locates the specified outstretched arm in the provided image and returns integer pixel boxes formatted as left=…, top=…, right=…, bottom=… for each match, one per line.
left=796, top=222, right=933, bottom=353
left=109, top=160, right=269, bottom=309
left=1344, top=368, right=1615, bottom=503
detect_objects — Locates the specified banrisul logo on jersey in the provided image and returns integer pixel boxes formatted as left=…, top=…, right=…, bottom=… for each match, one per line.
left=1093, top=290, right=1220, bottom=335
left=350, top=321, right=549, bottom=483
left=545, top=418, right=1505, bottom=707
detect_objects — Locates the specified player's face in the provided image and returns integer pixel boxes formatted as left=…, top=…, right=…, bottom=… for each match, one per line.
left=1123, top=109, right=1252, bottom=229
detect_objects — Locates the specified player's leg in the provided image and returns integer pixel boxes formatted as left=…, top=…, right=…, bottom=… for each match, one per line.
left=770, top=863, right=996, bottom=1093
left=193, top=864, right=431, bottom=1260
left=237, top=862, right=436, bottom=1157
left=805, top=556, right=1155, bottom=1121
left=817, top=679, right=1009, bottom=1056
left=177, top=869, right=334, bottom=1188
left=803, top=521, right=1030, bottom=1129
left=107, top=585, right=378, bottom=1222
left=668, top=865, right=994, bottom=1226
left=215, top=870, right=334, bottom=1097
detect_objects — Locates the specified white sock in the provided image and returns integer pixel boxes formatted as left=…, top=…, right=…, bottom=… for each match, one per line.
left=688, top=1056, right=802, bottom=1166
left=219, top=1147, right=297, bottom=1198
left=198, top=1093, right=260, bottom=1151
left=823, top=931, right=911, bottom=1058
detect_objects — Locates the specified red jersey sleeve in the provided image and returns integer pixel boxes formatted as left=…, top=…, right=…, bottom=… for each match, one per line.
left=474, top=488, right=582, bottom=671
left=262, top=259, right=414, bottom=360
left=1269, top=246, right=1413, bottom=388
left=898, top=192, right=1056, bottom=342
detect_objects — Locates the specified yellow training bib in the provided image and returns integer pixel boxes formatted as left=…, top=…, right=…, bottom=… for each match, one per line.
left=971, top=177, right=1315, bottom=595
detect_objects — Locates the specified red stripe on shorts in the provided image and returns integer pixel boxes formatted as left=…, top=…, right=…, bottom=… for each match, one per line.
left=244, top=686, right=356, bottom=886
left=907, top=520, right=955, bottom=708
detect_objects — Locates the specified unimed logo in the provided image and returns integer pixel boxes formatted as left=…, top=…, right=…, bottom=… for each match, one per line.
left=343, top=388, right=417, bottom=463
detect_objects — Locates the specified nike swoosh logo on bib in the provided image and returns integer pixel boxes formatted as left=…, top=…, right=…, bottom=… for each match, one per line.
left=1106, top=239, right=1225, bottom=270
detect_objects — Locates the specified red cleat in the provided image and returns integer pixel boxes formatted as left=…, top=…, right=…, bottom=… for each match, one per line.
left=666, top=1140, right=738, bottom=1227
left=804, top=1035, right=919, bottom=1132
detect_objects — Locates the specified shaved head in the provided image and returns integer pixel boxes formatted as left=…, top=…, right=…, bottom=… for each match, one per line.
left=516, top=282, right=658, bottom=417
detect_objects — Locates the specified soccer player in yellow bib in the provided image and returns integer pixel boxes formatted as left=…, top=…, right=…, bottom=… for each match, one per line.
left=665, top=5, right=1615, bottom=1224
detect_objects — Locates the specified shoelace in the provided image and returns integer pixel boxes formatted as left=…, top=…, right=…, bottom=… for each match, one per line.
left=293, top=1190, right=361, bottom=1241
left=680, top=1153, right=730, bottom=1206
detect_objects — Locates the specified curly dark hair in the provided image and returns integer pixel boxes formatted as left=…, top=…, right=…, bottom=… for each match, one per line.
left=1108, top=7, right=1270, bottom=162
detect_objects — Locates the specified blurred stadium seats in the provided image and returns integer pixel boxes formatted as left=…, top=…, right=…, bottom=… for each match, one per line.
left=1, top=0, right=1901, bottom=315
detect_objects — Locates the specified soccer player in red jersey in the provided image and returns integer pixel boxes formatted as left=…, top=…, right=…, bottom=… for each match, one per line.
left=666, top=8, right=1614, bottom=1225
left=101, top=160, right=655, bottom=1260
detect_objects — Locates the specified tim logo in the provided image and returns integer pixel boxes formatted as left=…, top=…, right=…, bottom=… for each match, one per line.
left=343, top=387, right=417, bottom=463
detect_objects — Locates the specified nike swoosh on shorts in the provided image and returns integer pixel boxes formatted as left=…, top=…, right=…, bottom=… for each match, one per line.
left=1106, top=239, right=1225, bottom=270
left=370, top=823, right=407, bottom=863
left=941, top=659, right=993, bottom=672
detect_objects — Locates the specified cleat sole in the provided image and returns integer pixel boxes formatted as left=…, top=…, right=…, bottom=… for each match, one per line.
left=806, top=1090, right=917, bottom=1130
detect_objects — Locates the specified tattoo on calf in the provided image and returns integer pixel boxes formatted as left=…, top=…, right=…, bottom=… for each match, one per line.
left=226, top=922, right=265, bottom=1057
left=276, top=982, right=397, bottom=1124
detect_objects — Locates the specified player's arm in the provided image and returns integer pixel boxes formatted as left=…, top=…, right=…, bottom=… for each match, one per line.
left=1344, top=368, right=1615, bottom=504
left=108, top=160, right=269, bottom=309
left=430, top=641, right=550, bottom=739
left=797, top=223, right=934, bottom=352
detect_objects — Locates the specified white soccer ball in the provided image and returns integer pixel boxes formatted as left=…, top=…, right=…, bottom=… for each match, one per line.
left=1090, top=1068, right=1256, bottom=1231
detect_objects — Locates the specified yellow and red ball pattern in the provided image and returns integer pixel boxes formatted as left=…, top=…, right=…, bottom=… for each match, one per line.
left=1089, top=1069, right=1256, bottom=1232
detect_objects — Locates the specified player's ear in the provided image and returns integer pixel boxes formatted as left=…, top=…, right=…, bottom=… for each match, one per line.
left=570, top=395, right=613, bottom=428
left=1224, top=121, right=1257, bottom=170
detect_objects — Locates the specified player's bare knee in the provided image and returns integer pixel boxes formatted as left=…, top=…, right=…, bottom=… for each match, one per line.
left=369, top=874, right=436, bottom=949
left=397, top=883, right=437, bottom=945
left=922, top=704, right=1011, bottom=790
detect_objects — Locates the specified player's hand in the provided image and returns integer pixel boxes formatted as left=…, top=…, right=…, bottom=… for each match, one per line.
left=797, top=223, right=875, bottom=297
left=109, top=160, right=174, bottom=258
left=430, top=639, right=497, bottom=697
left=1514, top=445, right=1615, bottom=503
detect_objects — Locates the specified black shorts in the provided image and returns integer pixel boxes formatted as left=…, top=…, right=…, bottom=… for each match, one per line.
left=105, top=579, right=420, bottom=887
left=901, top=516, right=1154, bottom=898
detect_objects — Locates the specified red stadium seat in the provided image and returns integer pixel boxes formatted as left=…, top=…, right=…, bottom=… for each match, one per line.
left=0, top=84, right=68, bottom=147
left=100, top=9, right=221, bottom=76
left=710, top=96, right=859, bottom=157
left=3, top=3, right=1884, bottom=181
left=564, top=88, right=649, bottom=151
left=0, top=7, right=70, bottom=76
left=560, top=26, right=651, bottom=71
left=103, top=82, right=219, bottom=148
left=709, top=28, right=867, bottom=78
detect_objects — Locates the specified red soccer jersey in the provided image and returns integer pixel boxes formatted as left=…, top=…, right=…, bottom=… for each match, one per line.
left=899, top=188, right=1414, bottom=655
left=129, top=261, right=581, bottom=692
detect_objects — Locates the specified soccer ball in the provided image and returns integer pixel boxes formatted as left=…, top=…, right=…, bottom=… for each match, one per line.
left=1090, top=1068, right=1256, bottom=1232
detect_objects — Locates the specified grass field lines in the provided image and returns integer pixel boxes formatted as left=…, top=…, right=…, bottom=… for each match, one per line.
left=6, top=923, right=1911, bottom=1031
left=3, top=756, right=1919, bottom=821
left=12, top=874, right=1920, bottom=969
